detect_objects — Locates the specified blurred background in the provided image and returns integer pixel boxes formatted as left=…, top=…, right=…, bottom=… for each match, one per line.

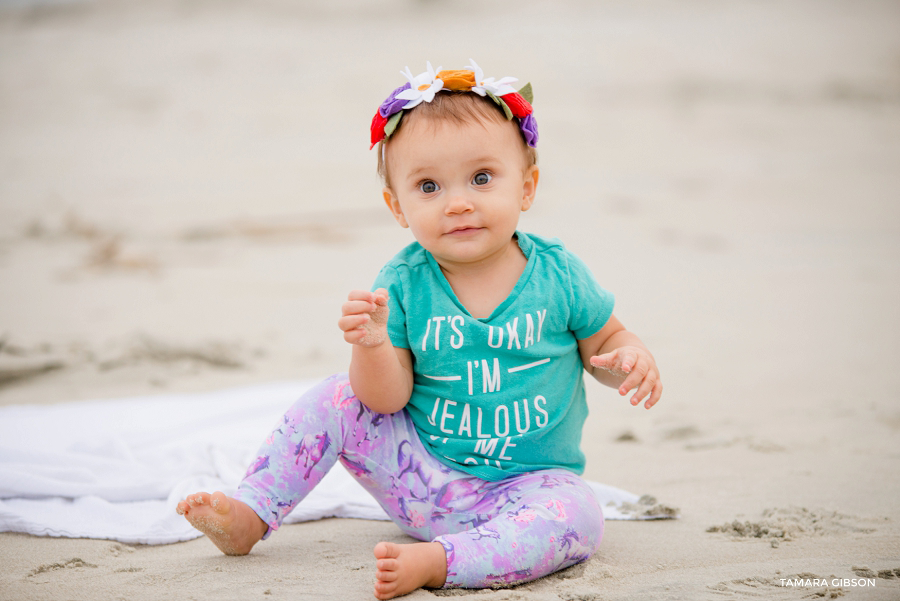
left=0, top=0, right=898, bottom=507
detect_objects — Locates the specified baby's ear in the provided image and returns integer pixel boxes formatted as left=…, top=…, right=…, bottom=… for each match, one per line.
left=521, top=166, right=539, bottom=212
left=383, top=188, right=409, bottom=228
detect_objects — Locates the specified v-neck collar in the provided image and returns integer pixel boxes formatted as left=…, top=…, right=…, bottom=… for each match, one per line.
left=423, top=231, right=536, bottom=323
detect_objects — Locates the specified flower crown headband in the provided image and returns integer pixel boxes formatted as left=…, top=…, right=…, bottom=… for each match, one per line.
left=370, top=59, right=537, bottom=150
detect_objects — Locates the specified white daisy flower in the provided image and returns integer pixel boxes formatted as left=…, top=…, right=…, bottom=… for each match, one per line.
left=394, top=61, right=444, bottom=109
left=465, top=58, right=518, bottom=97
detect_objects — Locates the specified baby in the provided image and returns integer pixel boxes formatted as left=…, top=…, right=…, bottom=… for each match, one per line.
left=176, top=60, right=662, bottom=599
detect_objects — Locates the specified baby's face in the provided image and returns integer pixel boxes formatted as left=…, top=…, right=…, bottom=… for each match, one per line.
left=383, top=116, right=538, bottom=268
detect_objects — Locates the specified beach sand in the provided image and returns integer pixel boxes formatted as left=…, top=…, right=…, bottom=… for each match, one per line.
left=1, top=0, right=899, bottom=599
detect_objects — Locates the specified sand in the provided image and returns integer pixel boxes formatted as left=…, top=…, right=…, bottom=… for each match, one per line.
left=1, top=0, right=899, bottom=599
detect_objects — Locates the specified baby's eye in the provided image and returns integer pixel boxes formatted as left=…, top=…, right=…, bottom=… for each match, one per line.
left=419, top=180, right=439, bottom=194
left=472, top=172, right=492, bottom=186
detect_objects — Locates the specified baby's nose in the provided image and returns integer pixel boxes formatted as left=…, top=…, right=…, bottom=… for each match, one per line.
left=445, top=192, right=474, bottom=214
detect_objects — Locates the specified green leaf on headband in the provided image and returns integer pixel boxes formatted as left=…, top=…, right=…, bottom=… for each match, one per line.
left=497, top=96, right=514, bottom=120
left=384, top=110, right=404, bottom=137
left=486, top=90, right=514, bottom=120
left=518, top=82, right=533, bottom=104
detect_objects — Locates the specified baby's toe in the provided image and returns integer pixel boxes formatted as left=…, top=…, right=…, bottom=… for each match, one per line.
left=373, top=541, right=401, bottom=560
left=210, top=491, right=229, bottom=514
left=374, top=580, right=398, bottom=599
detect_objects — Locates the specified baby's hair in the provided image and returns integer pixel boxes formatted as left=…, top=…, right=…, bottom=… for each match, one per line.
left=377, top=92, right=538, bottom=189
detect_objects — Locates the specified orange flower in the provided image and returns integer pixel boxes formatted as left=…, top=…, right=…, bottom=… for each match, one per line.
left=436, top=69, right=476, bottom=91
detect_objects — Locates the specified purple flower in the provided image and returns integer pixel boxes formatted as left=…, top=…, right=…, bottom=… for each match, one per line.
left=518, top=113, right=538, bottom=147
left=379, top=82, right=412, bottom=118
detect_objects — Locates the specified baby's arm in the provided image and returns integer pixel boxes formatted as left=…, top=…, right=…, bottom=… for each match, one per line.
left=338, top=288, right=414, bottom=414
left=577, top=314, right=662, bottom=409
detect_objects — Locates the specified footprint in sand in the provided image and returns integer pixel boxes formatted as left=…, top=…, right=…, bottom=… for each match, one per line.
left=706, top=507, right=877, bottom=547
left=851, top=565, right=900, bottom=580
left=107, top=542, right=135, bottom=557
left=27, top=558, right=98, bottom=578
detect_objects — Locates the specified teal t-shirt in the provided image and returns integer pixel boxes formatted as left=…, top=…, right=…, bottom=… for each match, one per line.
left=371, top=231, right=615, bottom=481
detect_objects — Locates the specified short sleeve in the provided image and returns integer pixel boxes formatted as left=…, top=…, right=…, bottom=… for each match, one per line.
left=371, top=264, right=411, bottom=349
left=565, top=251, right=615, bottom=340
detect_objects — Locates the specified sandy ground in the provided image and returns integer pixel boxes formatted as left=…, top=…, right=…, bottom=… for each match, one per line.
left=1, top=0, right=899, bottom=599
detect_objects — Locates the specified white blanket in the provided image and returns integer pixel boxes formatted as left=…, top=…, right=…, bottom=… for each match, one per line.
left=0, top=381, right=672, bottom=545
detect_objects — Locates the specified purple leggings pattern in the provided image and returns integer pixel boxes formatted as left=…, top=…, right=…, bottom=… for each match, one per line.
left=233, top=374, right=603, bottom=589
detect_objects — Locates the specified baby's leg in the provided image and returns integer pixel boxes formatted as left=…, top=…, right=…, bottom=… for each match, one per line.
left=176, top=374, right=357, bottom=554
left=434, top=470, right=604, bottom=589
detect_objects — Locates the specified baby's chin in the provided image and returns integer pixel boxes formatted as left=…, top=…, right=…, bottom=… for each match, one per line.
left=432, top=236, right=523, bottom=264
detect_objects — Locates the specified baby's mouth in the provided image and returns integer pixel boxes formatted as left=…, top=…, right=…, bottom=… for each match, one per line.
left=446, top=226, right=482, bottom=235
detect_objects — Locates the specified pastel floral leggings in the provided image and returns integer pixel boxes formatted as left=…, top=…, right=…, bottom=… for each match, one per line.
left=233, top=374, right=604, bottom=589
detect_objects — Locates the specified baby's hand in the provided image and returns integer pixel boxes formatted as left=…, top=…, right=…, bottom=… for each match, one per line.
left=590, top=346, right=662, bottom=409
left=339, top=288, right=390, bottom=348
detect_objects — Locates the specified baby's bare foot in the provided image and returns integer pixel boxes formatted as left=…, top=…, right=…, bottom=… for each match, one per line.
left=373, top=541, right=447, bottom=600
left=175, top=491, right=267, bottom=556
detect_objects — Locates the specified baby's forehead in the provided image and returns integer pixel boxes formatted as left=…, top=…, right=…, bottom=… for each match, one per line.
left=396, top=114, right=526, bottom=155
left=402, top=110, right=509, bottom=134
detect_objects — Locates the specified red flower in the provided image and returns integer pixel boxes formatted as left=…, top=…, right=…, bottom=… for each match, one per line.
left=500, top=92, right=532, bottom=118
left=370, top=110, right=388, bottom=149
